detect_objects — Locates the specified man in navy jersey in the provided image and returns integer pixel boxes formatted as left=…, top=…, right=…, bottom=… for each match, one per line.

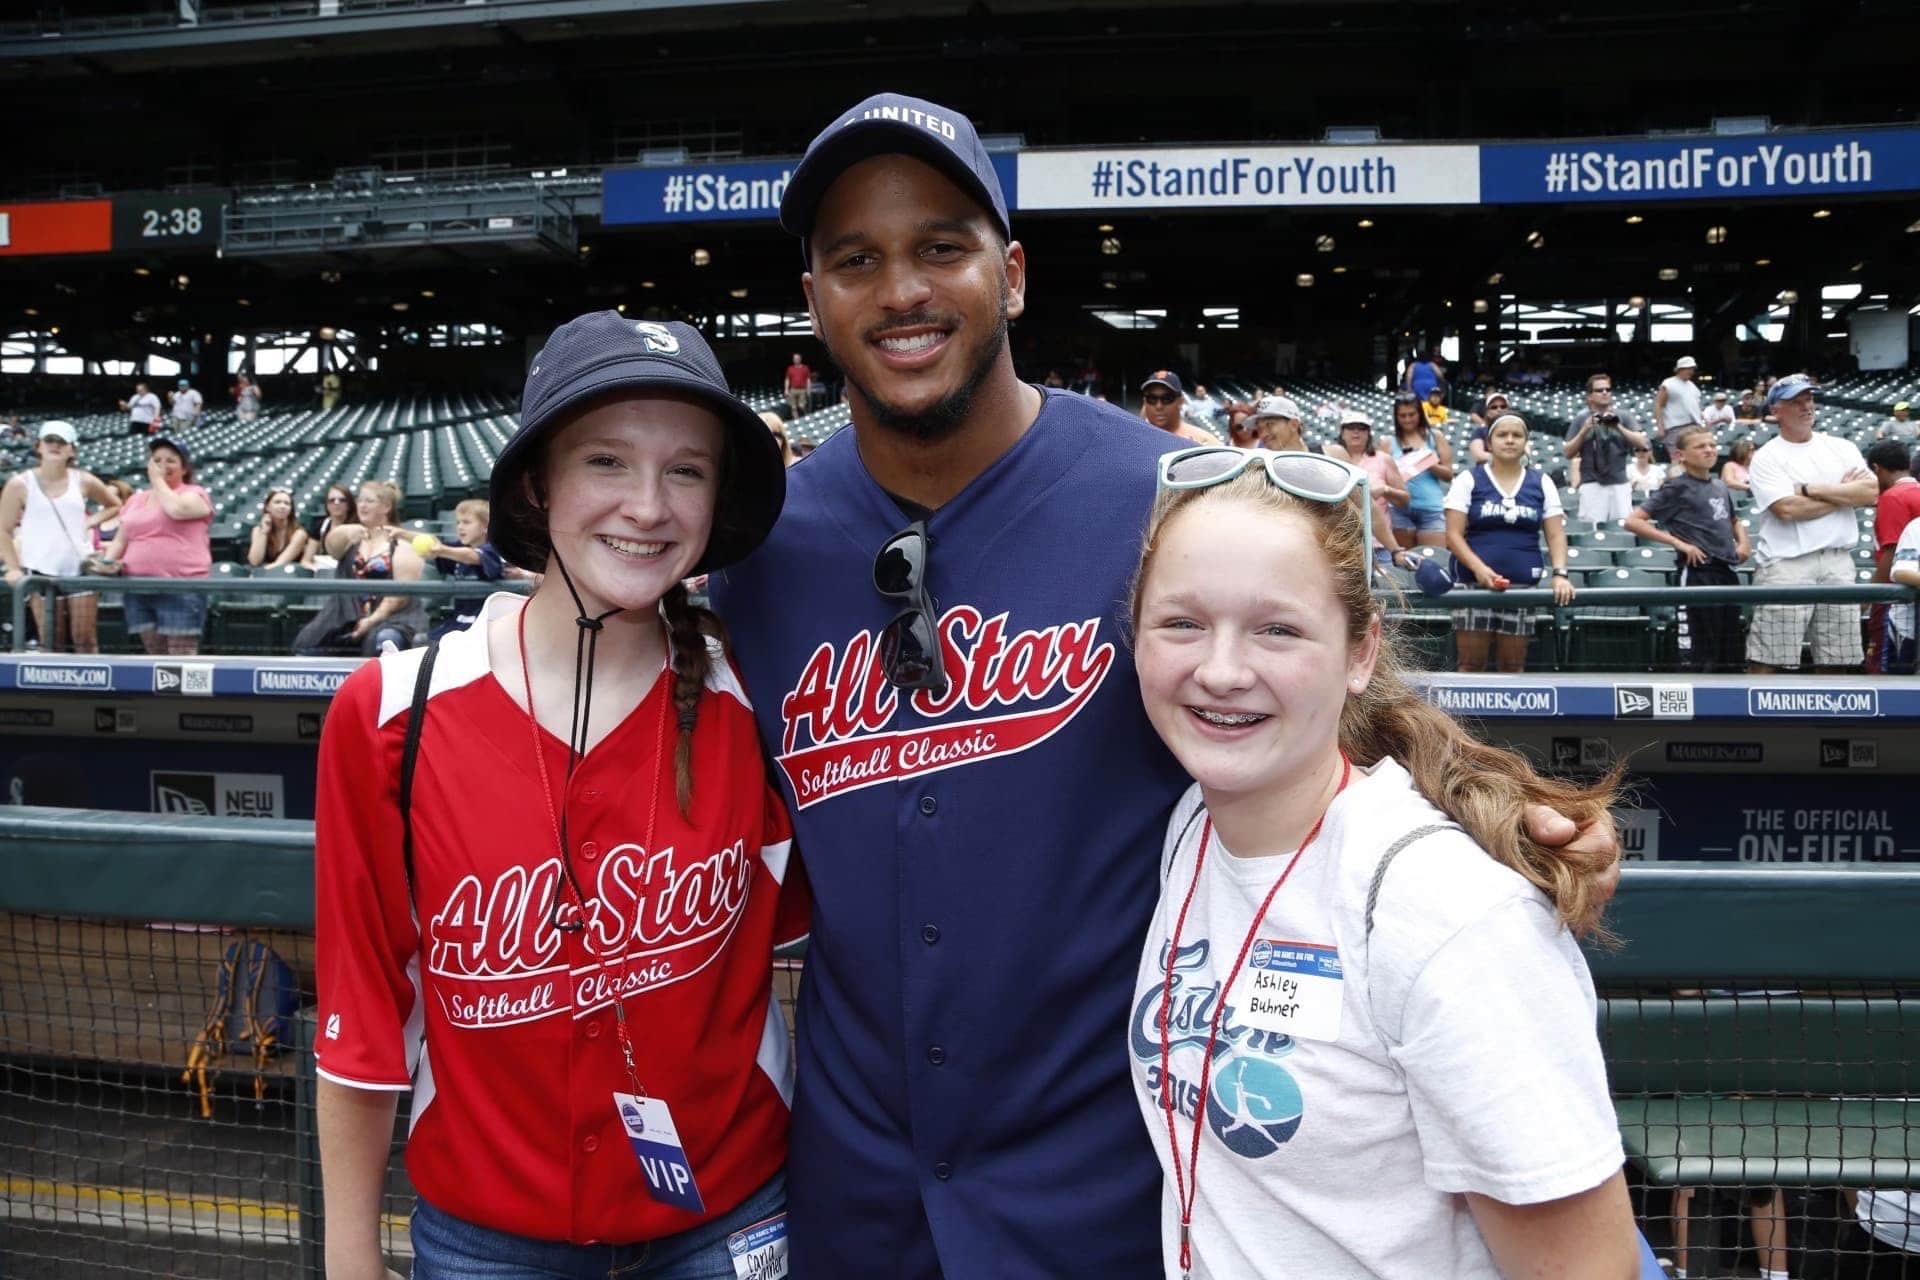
left=710, top=92, right=1618, bottom=1279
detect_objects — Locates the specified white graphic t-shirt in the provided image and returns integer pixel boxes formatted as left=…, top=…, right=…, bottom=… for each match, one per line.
left=1129, top=760, right=1623, bottom=1280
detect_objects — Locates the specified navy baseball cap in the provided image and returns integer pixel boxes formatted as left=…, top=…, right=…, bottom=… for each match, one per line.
left=779, top=93, right=1011, bottom=252
left=1767, top=373, right=1818, bottom=407
left=1414, top=558, right=1454, bottom=598
left=490, top=313, right=785, bottom=575
left=148, top=434, right=192, bottom=469
left=1141, top=371, right=1185, bottom=396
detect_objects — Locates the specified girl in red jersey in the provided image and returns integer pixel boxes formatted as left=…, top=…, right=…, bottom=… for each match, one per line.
left=315, top=314, right=805, bottom=1280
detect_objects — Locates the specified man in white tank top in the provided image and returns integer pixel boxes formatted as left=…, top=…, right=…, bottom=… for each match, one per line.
left=1654, top=356, right=1704, bottom=453
left=0, top=422, right=122, bottom=652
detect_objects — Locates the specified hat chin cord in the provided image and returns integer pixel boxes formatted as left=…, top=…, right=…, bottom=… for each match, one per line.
left=540, top=543, right=626, bottom=934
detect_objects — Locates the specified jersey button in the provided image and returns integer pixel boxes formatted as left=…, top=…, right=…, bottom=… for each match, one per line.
left=918, top=795, right=937, bottom=816
left=583, top=788, right=603, bottom=802
left=582, top=1136, right=600, bottom=1154
left=584, top=1021, right=602, bottom=1040
left=921, top=924, right=940, bottom=945
left=927, top=1046, right=946, bottom=1066
left=933, top=1162, right=952, bottom=1180
left=581, top=841, right=599, bottom=862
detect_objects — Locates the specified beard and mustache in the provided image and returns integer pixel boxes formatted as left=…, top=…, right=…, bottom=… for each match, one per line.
left=817, top=281, right=1011, bottom=444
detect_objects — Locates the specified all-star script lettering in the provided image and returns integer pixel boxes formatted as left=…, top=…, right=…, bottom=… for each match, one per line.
left=425, top=839, right=755, bottom=1028
left=776, top=606, right=1115, bottom=808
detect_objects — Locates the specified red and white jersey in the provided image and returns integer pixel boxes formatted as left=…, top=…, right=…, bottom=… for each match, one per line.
left=315, top=592, right=808, bottom=1244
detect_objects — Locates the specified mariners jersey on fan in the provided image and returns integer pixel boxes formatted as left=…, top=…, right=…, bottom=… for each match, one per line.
left=313, top=592, right=808, bottom=1244
left=711, top=389, right=1190, bottom=1277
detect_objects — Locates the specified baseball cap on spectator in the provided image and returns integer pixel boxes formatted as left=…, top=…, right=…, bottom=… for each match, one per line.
left=37, top=421, right=76, bottom=445
left=177, top=377, right=191, bottom=387
left=1766, top=373, right=1818, bottom=407
left=1713, top=391, right=1728, bottom=401
left=490, top=312, right=785, bottom=574
left=1251, top=394, right=1301, bottom=422
left=1141, top=371, right=1185, bottom=396
left=1674, top=356, right=1698, bottom=371
left=779, top=93, right=1010, bottom=252
left=1482, top=391, right=1511, bottom=410
left=1338, top=409, right=1373, bottom=430
left=149, top=435, right=192, bottom=468
left=1896, top=401, right=1911, bottom=413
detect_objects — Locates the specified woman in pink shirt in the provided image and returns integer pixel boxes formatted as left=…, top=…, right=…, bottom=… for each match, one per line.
left=1720, top=438, right=1754, bottom=492
left=100, top=436, right=213, bottom=654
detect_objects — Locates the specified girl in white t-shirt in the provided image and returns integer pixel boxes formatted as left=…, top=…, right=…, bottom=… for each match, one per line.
left=1127, top=447, right=1637, bottom=1280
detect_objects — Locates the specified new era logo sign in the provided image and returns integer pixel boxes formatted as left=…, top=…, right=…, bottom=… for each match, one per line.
left=1614, top=684, right=1694, bottom=720
left=151, top=663, right=212, bottom=695
left=1819, top=738, right=1877, bottom=769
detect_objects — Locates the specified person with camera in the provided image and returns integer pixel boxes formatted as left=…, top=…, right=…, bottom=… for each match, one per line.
left=1562, top=372, right=1647, bottom=527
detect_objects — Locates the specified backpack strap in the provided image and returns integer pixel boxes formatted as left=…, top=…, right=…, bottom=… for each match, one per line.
left=1161, top=802, right=1210, bottom=883
left=1361, top=822, right=1457, bottom=1043
left=398, top=640, right=441, bottom=899
left=1363, top=823, right=1456, bottom=943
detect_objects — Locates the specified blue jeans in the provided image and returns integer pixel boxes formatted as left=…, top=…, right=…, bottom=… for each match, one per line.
left=411, top=1170, right=785, bottom=1280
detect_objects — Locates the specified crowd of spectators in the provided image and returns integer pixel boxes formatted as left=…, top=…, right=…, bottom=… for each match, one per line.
left=5, top=360, right=1918, bottom=673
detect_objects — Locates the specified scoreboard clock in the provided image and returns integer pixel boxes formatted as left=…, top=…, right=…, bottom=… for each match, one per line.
left=111, top=193, right=225, bottom=250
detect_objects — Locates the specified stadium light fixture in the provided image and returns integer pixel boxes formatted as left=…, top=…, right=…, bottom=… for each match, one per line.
left=1754, top=257, right=1772, bottom=266
left=175, top=274, right=190, bottom=287
left=49, top=326, right=58, bottom=336
left=391, top=302, right=410, bottom=312
left=641, top=281, right=656, bottom=289
left=617, top=303, right=627, bottom=314
left=1624, top=214, right=1644, bottom=225
left=1812, top=209, right=1832, bottom=219
left=1779, top=290, right=1800, bottom=304
left=1851, top=261, right=1865, bottom=272
left=1907, top=219, right=1920, bottom=234
left=1096, top=224, right=1115, bottom=234
left=1705, top=226, right=1728, bottom=244
left=691, top=248, right=712, bottom=267
left=420, top=289, right=436, bottom=298
left=1100, top=236, right=1122, bottom=255
left=1658, top=267, right=1680, bottom=281
left=1315, top=235, right=1336, bottom=252
left=133, top=266, right=151, bottom=277
left=1472, top=299, right=1489, bottom=313
left=318, top=326, right=337, bottom=341
left=1487, top=272, right=1504, bottom=285
left=23, top=307, right=38, bottom=316
left=1332, top=265, right=1348, bottom=274
left=1627, top=296, right=1647, bottom=309
left=1525, top=230, right=1545, bottom=249
left=1356, top=219, right=1374, bottom=229
left=729, top=287, right=749, bottom=299
left=237, top=298, right=251, bottom=307
left=1102, top=281, right=1117, bottom=290
left=1295, top=273, right=1315, bottom=287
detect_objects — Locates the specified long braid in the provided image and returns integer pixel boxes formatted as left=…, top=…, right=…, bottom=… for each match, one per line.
left=660, top=583, right=718, bottom=817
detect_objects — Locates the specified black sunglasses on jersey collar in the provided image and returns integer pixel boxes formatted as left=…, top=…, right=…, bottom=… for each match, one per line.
left=873, top=521, right=950, bottom=695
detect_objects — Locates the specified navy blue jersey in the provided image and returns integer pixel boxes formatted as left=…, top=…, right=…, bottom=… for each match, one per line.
left=1452, top=464, right=1552, bottom=586
left=430, top=539, right=505, bottom=639
left=711, top=388, right=1187, bottom=1278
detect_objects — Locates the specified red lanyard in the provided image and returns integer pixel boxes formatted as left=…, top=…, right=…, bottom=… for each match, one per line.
left=1158, top=754, right=1351, bottom=1278
left=517, top=603, right=672, bottom=1095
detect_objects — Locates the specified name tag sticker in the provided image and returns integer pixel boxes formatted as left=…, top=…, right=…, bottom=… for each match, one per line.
left=613, top=1092, right=707, bottom=1215
left=727, top=1211, right=790, bottom=1280
left=1242, top=939, right=1343, bottom=1042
